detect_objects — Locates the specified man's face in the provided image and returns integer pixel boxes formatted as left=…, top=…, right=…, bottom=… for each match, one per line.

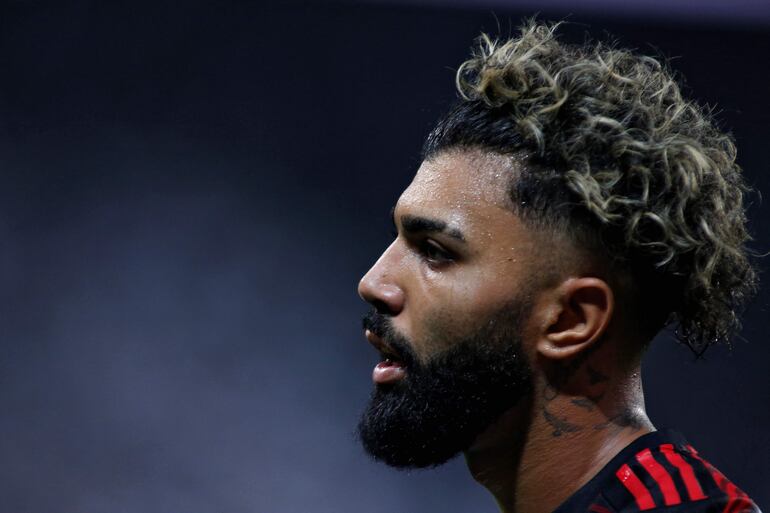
left=357, top=149, right=551, bottom=468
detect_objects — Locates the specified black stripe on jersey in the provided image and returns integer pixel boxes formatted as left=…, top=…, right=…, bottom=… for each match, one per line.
left=681, top=448, right=726, bottom=498
left=628, top=454, right=668, bottom=508
left=649, top=446, right=698, bottom=504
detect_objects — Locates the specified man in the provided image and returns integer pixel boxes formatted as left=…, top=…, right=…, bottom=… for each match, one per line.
left=355, top=21, right=762, bottom=513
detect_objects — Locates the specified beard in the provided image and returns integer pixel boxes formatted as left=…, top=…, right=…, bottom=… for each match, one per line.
left=357, top=300, right=533, bottom=469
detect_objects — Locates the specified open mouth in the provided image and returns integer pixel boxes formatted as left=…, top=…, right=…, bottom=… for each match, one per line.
left=365, top=329, right=408, bottom=384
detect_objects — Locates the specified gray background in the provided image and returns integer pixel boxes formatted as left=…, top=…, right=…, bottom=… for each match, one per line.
left=0, top=2, right=767, bottom=512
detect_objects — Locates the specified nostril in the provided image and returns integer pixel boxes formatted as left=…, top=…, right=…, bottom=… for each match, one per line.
left=371, top=298, right=395, bottom=316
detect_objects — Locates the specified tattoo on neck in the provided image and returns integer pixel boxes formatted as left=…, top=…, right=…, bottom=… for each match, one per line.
left=570, top=392, right=605, bottom=412
left=541, top=346, right=613, bottom=437
left=543, top=407, right=582, bottom=437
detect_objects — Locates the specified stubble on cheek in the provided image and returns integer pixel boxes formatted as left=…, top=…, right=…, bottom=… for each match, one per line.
left=413, top=306, right=485, bottom=363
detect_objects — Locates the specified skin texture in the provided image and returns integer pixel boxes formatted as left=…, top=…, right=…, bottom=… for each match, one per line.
left=358, top=148, right=656, bottom=513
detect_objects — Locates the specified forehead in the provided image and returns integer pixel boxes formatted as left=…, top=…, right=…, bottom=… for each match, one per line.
left=396, top=149, right=521, bottom=222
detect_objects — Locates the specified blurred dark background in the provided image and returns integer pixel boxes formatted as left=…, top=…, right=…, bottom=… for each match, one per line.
left=0, top=1, right=768, bottom=512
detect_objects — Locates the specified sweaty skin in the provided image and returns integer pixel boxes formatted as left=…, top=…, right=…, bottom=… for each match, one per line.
left=358, top=149, right=655, bottom=513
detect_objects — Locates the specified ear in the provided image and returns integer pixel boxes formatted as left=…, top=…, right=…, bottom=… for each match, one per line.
left=535, top=277, right=614, bottom=360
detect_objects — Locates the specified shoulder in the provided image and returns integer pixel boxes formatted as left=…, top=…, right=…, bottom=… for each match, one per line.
left=557, top=430, right=763, bottom=513
left=606, top=440, right=761, bottom=512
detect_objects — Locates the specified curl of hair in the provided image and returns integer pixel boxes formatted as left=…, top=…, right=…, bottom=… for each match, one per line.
left=452, top=21, right=758, bottom=354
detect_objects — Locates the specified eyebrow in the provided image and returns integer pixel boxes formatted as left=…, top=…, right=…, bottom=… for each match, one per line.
left=390, top=207, right=467, bottom=243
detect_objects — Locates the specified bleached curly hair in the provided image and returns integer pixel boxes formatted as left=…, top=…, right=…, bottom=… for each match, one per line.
left=422, top=21, right=758, bottom=355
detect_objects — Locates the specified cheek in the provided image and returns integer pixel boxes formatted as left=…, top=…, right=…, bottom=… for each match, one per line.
left=410, top=265, right=520, bottom=355
left=435, top=264, right=517, bottom=310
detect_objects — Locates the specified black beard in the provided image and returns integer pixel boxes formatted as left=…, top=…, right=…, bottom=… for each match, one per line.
left=357, top=304, right=533, bottom=469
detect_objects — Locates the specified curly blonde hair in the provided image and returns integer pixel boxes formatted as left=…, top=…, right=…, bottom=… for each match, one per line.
left=422, top=21, right=758, bottom=355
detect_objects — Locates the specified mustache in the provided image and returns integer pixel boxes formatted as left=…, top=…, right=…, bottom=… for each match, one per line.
left=361, top=309, right=417, bottom=368
left=362, top=309, right=389, bottom=339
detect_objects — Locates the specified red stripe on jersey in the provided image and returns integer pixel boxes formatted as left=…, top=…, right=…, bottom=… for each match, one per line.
left=660, top=443, right=707, bottom=501
left=724, top=496, right=757, bottom=513
left=588, top=504, right=613, bottom=513
left=685, top=444, right=753, bottom=513
left=616, top=464, right=656, bottom=510
left=636, top=448, right=682, bottom=506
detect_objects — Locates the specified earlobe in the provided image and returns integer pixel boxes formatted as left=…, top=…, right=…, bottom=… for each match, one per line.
left=536, top=277, right=614, bottom=360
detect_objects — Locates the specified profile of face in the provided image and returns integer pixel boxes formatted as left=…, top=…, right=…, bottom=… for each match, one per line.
left=357, top=150, right=550, bottom=468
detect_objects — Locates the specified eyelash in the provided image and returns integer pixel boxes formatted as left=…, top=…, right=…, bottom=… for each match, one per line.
left=390, top=229, right=453, bottom=266
left=420, top=240, right=453, bottom=264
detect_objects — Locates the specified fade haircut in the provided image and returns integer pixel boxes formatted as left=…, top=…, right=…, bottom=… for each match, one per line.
left=422, top=21, right=758, bottom=355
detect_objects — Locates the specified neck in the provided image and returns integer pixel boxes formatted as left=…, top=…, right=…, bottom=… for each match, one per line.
left=464, top=355, right=653, bottom=513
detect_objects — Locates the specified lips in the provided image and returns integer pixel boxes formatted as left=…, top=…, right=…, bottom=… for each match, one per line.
left=365, top=329, right=400, bottom=359
left=365, top=329, right=407, bottom=384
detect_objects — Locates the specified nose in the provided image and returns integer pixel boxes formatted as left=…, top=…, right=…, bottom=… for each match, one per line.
left=358, top=245, right=405, bottom=316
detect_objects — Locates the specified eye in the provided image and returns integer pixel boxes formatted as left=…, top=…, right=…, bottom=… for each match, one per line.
left=418, top=239, right=453, bottom=266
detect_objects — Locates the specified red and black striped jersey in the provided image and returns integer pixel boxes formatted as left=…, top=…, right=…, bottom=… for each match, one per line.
left=553, top=429, right=762, bottom=513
